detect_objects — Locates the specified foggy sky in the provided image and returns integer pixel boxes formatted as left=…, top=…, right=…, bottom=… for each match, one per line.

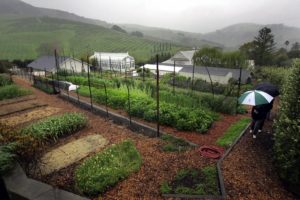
left=22, top=0, right=300, bottom=33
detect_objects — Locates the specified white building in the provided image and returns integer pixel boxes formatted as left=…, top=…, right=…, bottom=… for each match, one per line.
left=28, top=56, right=88, bottom=73
left=90, top=52, right=135, bottom=72
left=142, top=64, right=183, bottom=76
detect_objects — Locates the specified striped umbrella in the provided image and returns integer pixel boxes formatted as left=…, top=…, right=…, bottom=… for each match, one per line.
left=238, top=90, right=273, bottom=106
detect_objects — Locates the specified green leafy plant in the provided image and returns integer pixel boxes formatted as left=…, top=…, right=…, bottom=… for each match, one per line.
left=0, top=144, right=16, bottom=175
left=274, top=61, right=300, bottom=185
left=75, top=140, right=142, bottom=195
left=0, top=84, right=32, bottom=100
left=160, top=166, right=219, bottom=195
left=0, top=74, right=12, bottom=86
left=21, top=113, right=87, bottom=141
left=216, top=117, right=251, bottom=148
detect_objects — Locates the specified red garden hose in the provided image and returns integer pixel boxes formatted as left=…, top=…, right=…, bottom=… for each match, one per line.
left=198, top=145, right=225, bottom=159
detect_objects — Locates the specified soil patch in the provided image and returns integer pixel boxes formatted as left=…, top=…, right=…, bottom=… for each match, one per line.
left=0, top=95, right=36, bottom=106
left=37, top=134, right=108, bottom=176
left=0, top=100, right=47, bottom=116
left=0, top=106, right=61, bottom=127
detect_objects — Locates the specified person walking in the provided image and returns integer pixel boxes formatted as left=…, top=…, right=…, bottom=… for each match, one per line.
left=250, top=104, right=269, bottom=138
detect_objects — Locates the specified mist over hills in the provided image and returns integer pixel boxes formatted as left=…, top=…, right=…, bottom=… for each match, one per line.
left=1, top=0, right=300, bottom=61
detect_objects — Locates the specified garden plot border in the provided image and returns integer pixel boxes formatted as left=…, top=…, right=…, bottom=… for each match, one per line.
left=161, top=123, right=251, bottom=200
left=3, top=163, right=89, bottom=200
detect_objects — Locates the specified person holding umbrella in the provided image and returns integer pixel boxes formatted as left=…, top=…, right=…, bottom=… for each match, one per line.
left=238, top=90, right=274, bottom=138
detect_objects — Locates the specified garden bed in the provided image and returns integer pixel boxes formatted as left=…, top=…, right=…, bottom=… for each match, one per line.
left=7, top=76, right=290, bottom=200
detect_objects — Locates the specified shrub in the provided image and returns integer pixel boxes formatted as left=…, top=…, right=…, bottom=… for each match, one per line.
left=216, top=117, right=251, bottom=148
left=21, top=113, right=87, bottom=141
left=0, top=144, right=16, bottom=175
left=0, top=84, right=32, bottom=100
left=0, top=74, right=12, bottom=86
left=274, top=61, right=300, bottom=185
left=75, top=140, right=142, bottom=195
left=33, top=83, right=55, bottom=94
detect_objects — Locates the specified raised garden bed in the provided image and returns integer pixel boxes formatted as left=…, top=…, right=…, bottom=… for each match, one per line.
left=161, top=166, right=220, bottom=197
left=75, top=140, right=142, bottom=196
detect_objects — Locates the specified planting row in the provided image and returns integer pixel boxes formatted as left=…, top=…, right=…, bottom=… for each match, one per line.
left=0, top=112, right=87, bottom=175
left=57, top=74, right=245, bottom=115
left=78, top=85, right=216, bottom=132
left=0, top=74, right=32, bottom=100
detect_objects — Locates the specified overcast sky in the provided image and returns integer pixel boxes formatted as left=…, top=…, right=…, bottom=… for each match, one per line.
left=22, top=0, right=300, bottom=33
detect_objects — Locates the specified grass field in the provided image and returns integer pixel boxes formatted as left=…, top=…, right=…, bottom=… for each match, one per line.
left=0, top=16, right=182, bottom=63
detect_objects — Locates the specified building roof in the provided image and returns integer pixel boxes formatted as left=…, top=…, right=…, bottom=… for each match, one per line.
left=90, top=52, right=134, bottom=61
left=160, top=63, right=251, bottom=83
left=143, top=64, right=183, bottom=73
left=27, top=56, right=70, bottom=71
left=163, top=50, right=196, bottom=65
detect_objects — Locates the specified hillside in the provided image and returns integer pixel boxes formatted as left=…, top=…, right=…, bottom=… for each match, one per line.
left=202, top=23, right=300, bottom=48
left=0, top=0, right=110, bottom=28
left=0, top=16, right=181, bottom=62
left=120, top=24, right=222, bottom=48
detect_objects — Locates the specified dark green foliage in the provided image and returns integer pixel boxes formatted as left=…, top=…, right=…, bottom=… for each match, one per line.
left=193, top=47, right=246, bottom=68
left=253, top=27, right=276, bottom=66
left=0, top=74, right=12, bottom=86
left=274, top=61, right=300, bottom=185
left=160, top=166, right=219, bottom=195
left=0, top=144, right=16, bottom=175
left=216, top=118, right=251, bottom=148
left=78, top=85, right=216, bottom=132
left=21, top=113, right=87, bottom=141
left=33, top=83, right=55, bottom=94
left=0, top=84, right=32, bottom=100
left=0, top=60, right=12, bottom=73
left=111, top=25, right=127, bottom=33
left=161, top=134, right=192, bottom=152
left=75, top=140, right=142, bottom=195
left=255, top=67, right=291, bottom=90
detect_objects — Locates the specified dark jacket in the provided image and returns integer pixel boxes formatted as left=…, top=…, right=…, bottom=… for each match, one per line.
left=251, top=103, right=272, bottom=120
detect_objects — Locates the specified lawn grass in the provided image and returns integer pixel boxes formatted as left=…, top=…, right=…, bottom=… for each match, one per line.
left=160, top=166, right=219, bottom=195
left=0, top=84, right=32, bottom=101
left=216, top=117, right=251, bottom=148
left=74, top=140, right=142, bottom=195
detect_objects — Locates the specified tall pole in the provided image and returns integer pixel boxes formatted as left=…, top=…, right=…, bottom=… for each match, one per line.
left=156, top=54, right=160, bottom=137
left=54, top=49, right=60, bottom=93
left=236, top=65, right=242, bottom=114
left=173, top=60, right=175, bottom=94
left=87, top=57, right=93, bottom=110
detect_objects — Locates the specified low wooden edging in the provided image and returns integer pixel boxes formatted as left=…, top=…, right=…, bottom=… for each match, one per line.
left=162, top=123, right=251, bottom=200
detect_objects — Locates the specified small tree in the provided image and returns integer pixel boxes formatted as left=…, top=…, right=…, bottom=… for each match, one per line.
left=274, top=60, right=300, bottom=186
left=253, top=27, right=276, bottom=66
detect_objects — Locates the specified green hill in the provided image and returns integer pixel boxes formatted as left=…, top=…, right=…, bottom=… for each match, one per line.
left=0, top=16, right=182, bottom=63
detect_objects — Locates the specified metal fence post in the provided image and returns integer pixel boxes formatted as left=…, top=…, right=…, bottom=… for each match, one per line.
left=156, top=54, right=160, bottom=137
left=126, top=84, right=132, bottom=125
left=87, top=56, right=93, bottom=110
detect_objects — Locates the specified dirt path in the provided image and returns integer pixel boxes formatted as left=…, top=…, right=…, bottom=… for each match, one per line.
left=222, top=102, right=296, bottom=200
